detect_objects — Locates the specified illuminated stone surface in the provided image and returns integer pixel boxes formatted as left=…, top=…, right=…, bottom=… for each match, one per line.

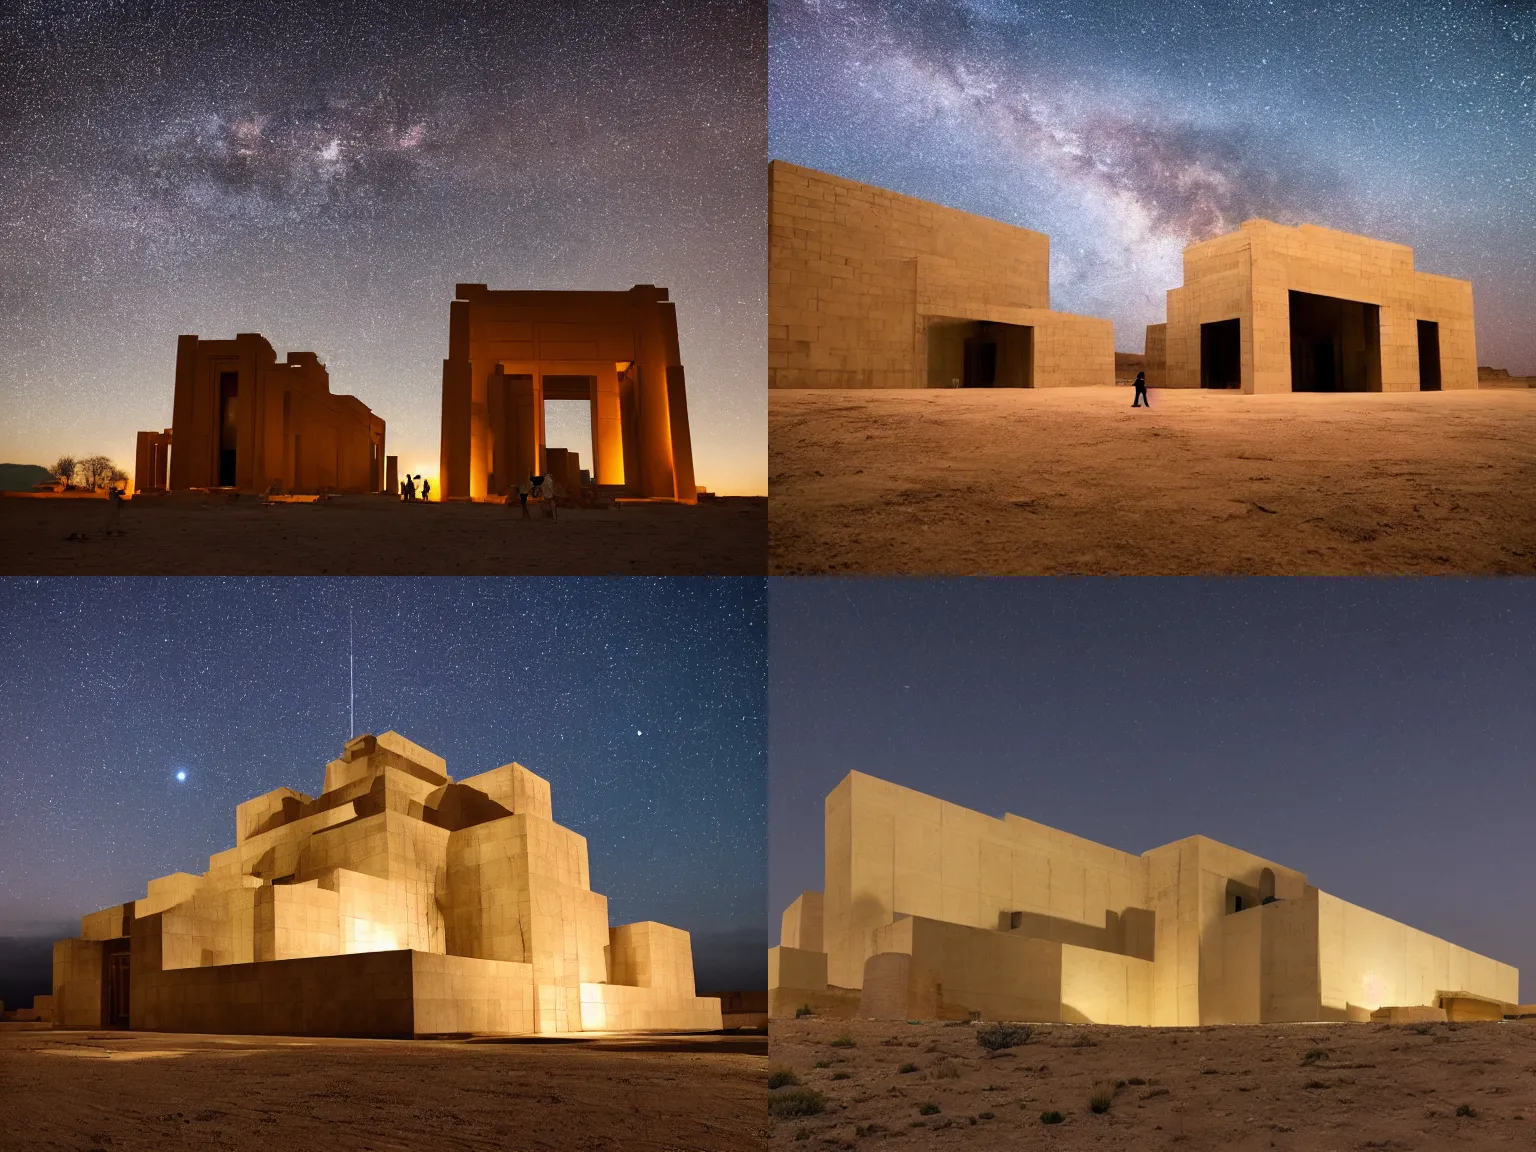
left=768, top=161, right=1114, bottom=391
left=439, top=284, right=697, bottom=504
left=134, top=333, right=386, bottom=495
left=1147, top=220, right=1477, bottom=393
left=53, top=731, right=720, bottom=1036
left=770, top=772, right=1517, bottom=1024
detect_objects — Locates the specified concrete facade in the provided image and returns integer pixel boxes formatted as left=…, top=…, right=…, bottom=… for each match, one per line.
left=770, top=772, right=1517, bottom=1025
left=1145, top=220, right=1477, bottom=393
left=439, top=284, right=697, bottom=504
left=53, top=731, right=720, bottom=1037
left=768, top=161, right=1114, bottom=390
left=143, top=333, right=386, bottom=494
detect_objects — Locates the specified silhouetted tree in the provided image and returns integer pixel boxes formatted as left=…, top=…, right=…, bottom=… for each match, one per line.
left=78, top=455, right=117, bottom=490
left=50, top=456, right=77, bottom=486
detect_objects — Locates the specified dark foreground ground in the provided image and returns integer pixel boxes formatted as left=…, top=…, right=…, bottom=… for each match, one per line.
left=769, top=387, right=1536, bottom=574
left=0, top=494, right=767, bottom=575
left=768, top=1017, right=1536, bottom=1150
left=0, top=1028, right=767, bottom=1151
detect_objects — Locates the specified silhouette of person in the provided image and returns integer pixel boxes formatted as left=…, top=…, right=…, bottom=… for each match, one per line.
left=1133, top=370, right=1150, bottom=408
left=104, top=484, right=122, bottom=535
left=543, top=473, right=558, bottom=521
left=421, top=478, right=431, bottom=502
left=518, top=475, right=531, bottom=518
left=405, top=475, right=416, bottom=501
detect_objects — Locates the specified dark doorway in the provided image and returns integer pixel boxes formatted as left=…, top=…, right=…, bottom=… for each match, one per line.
left=963, top=335, right=997, bottom=387
left=926, top=319, right=1033, bottom=388
left=103, top=940, right=130, bottom=1028
left=1417, top=320, right=1442, bottom=390
left=1289, top=291, right=1381, bottom=392
left=1200, top=319, right=1241, bottom=389
left=218, top=370, right=239, bottom=486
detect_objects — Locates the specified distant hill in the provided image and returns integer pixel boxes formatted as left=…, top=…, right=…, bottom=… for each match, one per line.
left=0, top=463, right=52, bottom=491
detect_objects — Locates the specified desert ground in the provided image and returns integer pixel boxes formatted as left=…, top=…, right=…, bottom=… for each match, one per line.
left=0, top=493, right=766, bottom=575
left=768, top=1017, right=1536, bottom=1150
left=0, top=1028, right=767, bottom=1151
left=768, top=387, right=1536, bottom=574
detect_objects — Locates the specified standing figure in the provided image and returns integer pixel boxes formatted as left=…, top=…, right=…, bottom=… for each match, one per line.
left=544, top=474, right=559, bottom=521
left=518, top=476, right=531, bottom=519
left=1133, top=370, right=1150, bottom=408
left=104, top=484, right=123, bottom=536
left=421, top=478, right=431, bottom=503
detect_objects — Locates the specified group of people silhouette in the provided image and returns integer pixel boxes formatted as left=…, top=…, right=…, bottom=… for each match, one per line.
left=516, top=473, right=560, bottom=520
left=393, top=471, right=561, bottom=515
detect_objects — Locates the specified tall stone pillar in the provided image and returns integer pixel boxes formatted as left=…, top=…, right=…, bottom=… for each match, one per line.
left=631, top=286, right=678, bottom=499
left=440, top=299, right=472, bottom=500
left=592, top=366, right=624, bottom=485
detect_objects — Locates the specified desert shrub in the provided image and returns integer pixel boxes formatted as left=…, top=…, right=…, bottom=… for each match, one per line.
left=1089, top=1082, right=1115, bottom=1114
left=814, top=1060, right=830, bottom=1068
left=1127, top=1077, right=1146, bottom=1086
left=898, top=1063, right=918, bottom=1074
left=1408, top=1022, right=1434, bottom=1036
left=918, top=1102, right=940, bottom=1115
left=830, top=1033, right=856, bottom=1048
left=794, top=1004, right=813, bottom=1018
left=767, top=1066, right=799, bottom=1089
left=976, top=1023, right=1033, bottom=1051
left=1303, top=1079, right=1330, bottom=1090
left=1069, top=1034, right=1098, bottom=1048
left=933, top=1058, right=962, bottom=1080
left=1302, top=1047, right=1328, bottom=1064
left=978, top=1111, right=994, bottom=1120
left=769, top=1088, right=827, bottom=1119
left=793, top=1128, right=810, bottom=1141
left=854, top=1123, right=886, bottom=1137
left=1456, top=1104, right=1476, bottom=1118
left=1040, top=1110, right=1064, bottom=1124
left=830, top=1071, right=850, bottom=1081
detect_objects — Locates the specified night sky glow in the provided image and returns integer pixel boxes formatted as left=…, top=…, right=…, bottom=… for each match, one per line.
left=0, top=577, right=766, bottom=990
left=769, top=579, right=1535, bottom=999
left=771, top=0, right=1536, bottom=373
left=0, top=0, right=767, bottom=493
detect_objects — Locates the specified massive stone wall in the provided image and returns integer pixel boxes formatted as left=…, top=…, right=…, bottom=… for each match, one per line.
left=771, top=771, right=1517, bottom=1026
left=54, top=731, right=720, bottom=1037
left=1156, top=220, right=1477, bottom=393
left=769, top=161, right=1113, bottom=390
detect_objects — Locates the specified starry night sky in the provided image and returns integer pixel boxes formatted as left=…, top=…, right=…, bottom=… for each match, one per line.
left=770, top=578, right=1535, bottom=1000
left=771, top=0, right=1536, bottom=373
left=0, top=0, right=766, bottom=494
left=0, top=577, right=766, bottom=992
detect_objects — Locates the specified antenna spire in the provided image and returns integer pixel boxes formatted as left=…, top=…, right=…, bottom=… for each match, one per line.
left=349, top=604, right=355, bottom=740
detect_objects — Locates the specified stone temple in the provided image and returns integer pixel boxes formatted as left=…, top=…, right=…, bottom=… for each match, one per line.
left=135, top=333, right=386, bottom=495
left=439, top=284, right=697, bottom=504
left=53, top=731, right=721, bottom=1037
left=768, top=161, right=1114, bottom=390
left=770, top=772, right=1519, bottom=1026
left=1145, top=220, right=1477, bottom=392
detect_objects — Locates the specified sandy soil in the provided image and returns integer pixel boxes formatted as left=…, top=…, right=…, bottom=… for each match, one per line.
left=0, top=1029, right=767, bottom=1151
left=0, top=494, right=766, bottom=575
left=769, top=388, right=1536, bottom=574
left=768, top=1017, right=1536, bottom=1150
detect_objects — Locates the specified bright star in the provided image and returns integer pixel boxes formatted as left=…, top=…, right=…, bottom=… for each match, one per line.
left=637, top=730, right=642, bottom=736
left=175, top=770, right=187, bottom=782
